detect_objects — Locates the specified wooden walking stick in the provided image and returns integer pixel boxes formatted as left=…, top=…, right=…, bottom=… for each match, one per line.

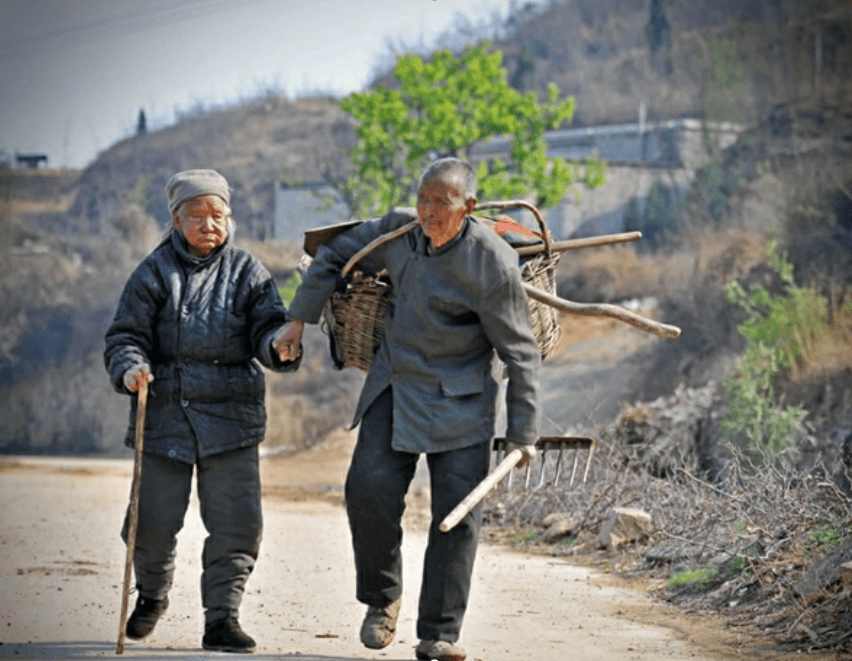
left=116, top=380, right=147, bottom=655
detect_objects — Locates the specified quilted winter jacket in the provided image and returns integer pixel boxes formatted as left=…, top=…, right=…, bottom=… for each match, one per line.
left=104, top=231, right=299, bottom=464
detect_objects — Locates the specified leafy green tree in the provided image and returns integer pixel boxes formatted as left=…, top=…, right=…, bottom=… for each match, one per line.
left=339, top=43, right=605, bottom=218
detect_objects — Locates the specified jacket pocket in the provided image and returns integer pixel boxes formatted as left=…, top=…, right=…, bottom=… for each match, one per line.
left=440, top=373, right=485, bottom=398
left=429, top=373, right=489, bottom=441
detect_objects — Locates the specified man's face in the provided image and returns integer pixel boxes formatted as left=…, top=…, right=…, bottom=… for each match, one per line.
left=416, top=177, right=473, bottom=248
left=174, top=194, right=229, bottom=257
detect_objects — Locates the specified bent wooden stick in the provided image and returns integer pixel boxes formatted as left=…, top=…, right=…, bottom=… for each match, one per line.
left=523, top=283, right=682, bottom=339
left=439, top=448, right=525, bottom=533
left=116, top=381, right=148, bottom=655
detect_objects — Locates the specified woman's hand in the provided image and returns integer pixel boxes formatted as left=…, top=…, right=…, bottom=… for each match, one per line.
left=123, top=364, right=154, bottom=393
left=272, top=320, right=304, bottom=362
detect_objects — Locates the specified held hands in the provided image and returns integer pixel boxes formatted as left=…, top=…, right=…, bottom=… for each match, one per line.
left=271, top=320, right=304, bottom=362
left=123, top=364, right=153, bottom=393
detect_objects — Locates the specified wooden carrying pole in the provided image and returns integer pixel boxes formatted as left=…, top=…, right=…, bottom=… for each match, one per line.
left=116, top=381, right=148, bottom=655
left=439, top=449, right=526, bottom=533
left=514, top=231, right=642, bottom=257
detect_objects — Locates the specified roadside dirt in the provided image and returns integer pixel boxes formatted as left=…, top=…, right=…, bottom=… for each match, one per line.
left=0, top=435, right=838, bottom=661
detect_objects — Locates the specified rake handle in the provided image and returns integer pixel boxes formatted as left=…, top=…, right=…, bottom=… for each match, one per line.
left=440, top=448, right=525, bottom=533
left=116, top=381, right=147, bottom=655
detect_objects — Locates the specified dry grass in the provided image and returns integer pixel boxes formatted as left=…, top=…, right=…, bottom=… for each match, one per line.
left=488, top=390, right=852, bottom=655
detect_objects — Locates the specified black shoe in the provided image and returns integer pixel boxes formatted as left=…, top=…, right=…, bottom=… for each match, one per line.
left=202, top=618, right=257, bottom=654
left=125, top=594, right=169, bottom=640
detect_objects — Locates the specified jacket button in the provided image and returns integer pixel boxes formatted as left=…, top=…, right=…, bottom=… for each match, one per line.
left=168, top=450, right=176, bottom=458
left=392, top=373, right=399, bottom=380
left=181, top=399, right=189, bottom=407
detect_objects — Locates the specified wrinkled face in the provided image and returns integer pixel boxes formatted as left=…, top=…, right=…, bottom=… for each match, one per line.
left=174, top=194, right=229, bottom=257
left=416, top=177, right=474, bottom=248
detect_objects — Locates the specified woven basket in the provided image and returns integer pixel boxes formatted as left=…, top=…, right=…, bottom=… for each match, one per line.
left=325, top=270, right=391, bottom=371
left=320, top=201, right=561, bottom=371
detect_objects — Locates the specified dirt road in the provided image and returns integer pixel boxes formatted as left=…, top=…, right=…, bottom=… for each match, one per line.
left=0, top=440, right=790, bottom=661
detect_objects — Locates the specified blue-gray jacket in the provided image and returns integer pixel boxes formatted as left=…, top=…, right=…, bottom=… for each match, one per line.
left=104, top=231, right=299, bottom=464
left=288, top=209, right=540, bottom=453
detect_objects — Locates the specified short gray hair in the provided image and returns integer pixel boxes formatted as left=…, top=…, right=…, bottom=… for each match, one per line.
left=418, top=157, right=477, bottom=200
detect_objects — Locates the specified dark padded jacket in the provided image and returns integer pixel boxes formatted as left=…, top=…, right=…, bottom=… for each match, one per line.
left=104, top=231, right=299, bottom=464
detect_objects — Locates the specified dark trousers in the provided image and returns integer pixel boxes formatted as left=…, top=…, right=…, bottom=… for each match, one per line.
left=121, top=445, right=262, bottom=623
left=345, top=387, right=491, bottom=642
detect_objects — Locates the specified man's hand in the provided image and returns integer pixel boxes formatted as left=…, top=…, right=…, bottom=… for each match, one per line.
left=123, top=364, right=153, bottom=393
left=508, top=442, right=537, bottom=468
left=272, top=320, right=304, bottom=362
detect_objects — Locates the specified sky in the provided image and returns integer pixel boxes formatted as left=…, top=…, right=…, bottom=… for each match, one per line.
left=0, top=0, right=520, bottom=170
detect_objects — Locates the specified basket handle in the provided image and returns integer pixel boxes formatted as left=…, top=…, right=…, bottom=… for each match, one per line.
left=340, top=199, right=551, bottom=277
left=341, top=220, right=419, bottom=278
left=474, top=200, right=552, bottom=256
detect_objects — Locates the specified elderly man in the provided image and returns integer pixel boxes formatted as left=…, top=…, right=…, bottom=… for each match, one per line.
left=274, top=157, right=539, bottom=661
left=105, top=169, right=301, bottom=653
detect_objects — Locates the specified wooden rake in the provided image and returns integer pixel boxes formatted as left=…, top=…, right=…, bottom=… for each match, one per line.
left=440, top=435, right=596, bottom=533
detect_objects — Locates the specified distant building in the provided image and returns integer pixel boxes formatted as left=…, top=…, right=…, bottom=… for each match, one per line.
left=15, top=153, right=48, bottom=169
left=271, top=119, right=744, bottom=243
left=470, top=118, right=744, bottom=238
left=273, top=181, right=350, bottom=243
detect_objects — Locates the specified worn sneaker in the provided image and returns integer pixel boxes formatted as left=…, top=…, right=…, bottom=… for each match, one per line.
left=125, top=594, right=169, bottom=640
left=359, top=598, right=401, bottom=649
left=202, top=618, right=257, bottom=653
left=415, top=639, right=467, bottom=661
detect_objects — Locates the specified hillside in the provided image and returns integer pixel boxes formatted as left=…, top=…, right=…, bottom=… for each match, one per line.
left=1, top=0, right=850, bottom=456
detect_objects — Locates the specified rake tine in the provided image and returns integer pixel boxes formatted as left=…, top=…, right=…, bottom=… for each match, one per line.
left=569, top=447, right=580, bottom=487
left=552, top=445, right=565, bottom=486
left=581, top=438, right=596, bottom=483
left=492, top=436, right=596, bottom=490
left=537, top=450, right=547, bottom=488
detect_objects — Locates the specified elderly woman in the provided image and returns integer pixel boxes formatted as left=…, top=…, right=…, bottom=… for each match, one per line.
left=104, top=169, right=300, bottom=653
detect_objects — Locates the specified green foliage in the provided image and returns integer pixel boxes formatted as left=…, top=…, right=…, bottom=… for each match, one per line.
left=722, top=241, right=822, bottom=460
left=509, top=45, right=535, bottom=91
left=339, top=43, right=604, bottom=218
left=703, top=37, right=748, bottom=123
left=511, top=528, right=538, bottom=545
left=810, top=523, right=843, bottom=551
left=667, top=567, right=717, bottom=591
left=623, top=198, right=640, bottom=234
left=278, top=271, right=302, bottom=307
left=131, top=174, right=156, bottom=210
left=646, top=0, right=672, bottom=55
left=623, top=182, right=679, bottom=244
left=726, top=240, right=828, bottom=368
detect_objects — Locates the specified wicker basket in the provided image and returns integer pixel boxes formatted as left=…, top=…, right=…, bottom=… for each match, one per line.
left=324, top=270, right=391, bottom=371
left=320, top=201, right=561, bottom=371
